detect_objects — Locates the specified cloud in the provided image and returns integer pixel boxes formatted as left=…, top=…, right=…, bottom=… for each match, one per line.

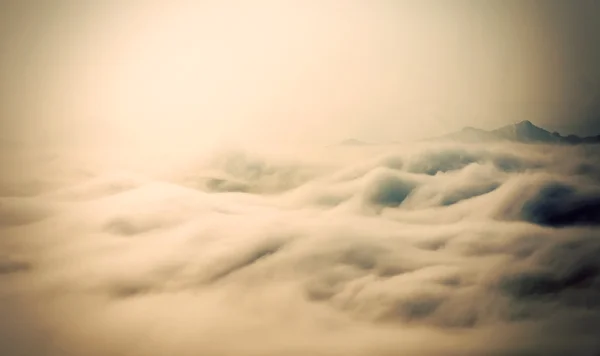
left=1, top=142, right=599, bottom=355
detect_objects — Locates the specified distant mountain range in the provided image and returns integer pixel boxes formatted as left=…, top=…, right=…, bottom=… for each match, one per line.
left=338, top=138, right=371, bottom=146
left=337, top=120, right=600, bottom=146
left=438, top=120, right=600, bottom=144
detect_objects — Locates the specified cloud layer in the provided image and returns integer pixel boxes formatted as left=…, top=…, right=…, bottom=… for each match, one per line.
left=1, top=141, right=599, bottom=355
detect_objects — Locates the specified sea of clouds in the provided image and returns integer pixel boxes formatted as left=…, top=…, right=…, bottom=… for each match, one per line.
left=1, top=141, right=599, bottom=355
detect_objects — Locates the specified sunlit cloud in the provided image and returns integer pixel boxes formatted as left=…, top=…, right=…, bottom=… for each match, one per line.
left=1, top=140, right=600, bottom=355
left=2, top=1, right=600, bottom=355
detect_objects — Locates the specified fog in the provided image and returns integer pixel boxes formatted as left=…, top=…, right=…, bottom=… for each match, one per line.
left=1, top=141, right=600, bottom=355
left=2, top=1, right=600, bottom=355
left=3, top=1, right=600, bottom=148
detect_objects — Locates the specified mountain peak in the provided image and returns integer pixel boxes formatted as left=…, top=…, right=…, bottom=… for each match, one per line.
left=515, top=120, right=535, bottom=128
left=461, top=126, right=481, bottom=132
left=493, top=120, right=556, bottom=142
left=437, top=121, right=600, bottom=145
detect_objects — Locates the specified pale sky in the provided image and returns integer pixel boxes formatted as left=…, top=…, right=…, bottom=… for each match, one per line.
left=1, top=0, right=599, bottom=149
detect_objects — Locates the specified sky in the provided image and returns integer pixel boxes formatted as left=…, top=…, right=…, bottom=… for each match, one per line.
left=1, top=1, right=600, bottom=149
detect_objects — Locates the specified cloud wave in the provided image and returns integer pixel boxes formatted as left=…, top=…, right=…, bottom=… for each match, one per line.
left=1, top=142, right=599, bottom=355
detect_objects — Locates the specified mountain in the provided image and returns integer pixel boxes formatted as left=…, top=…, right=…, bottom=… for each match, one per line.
left=439, top=120, right=600, bottom=144
left=338, top=138, right=371, bottom=146
left=441, top=126, right=500, bottom=143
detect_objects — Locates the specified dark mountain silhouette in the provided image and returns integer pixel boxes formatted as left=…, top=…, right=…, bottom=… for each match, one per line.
left=439, top=120, right=600, bottom=144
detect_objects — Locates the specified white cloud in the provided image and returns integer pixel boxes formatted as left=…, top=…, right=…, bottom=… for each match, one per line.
left=1, top=142, right=599, bottom=355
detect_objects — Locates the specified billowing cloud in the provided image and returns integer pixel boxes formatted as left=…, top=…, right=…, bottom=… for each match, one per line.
left=1, top=141, right=599, bottom=355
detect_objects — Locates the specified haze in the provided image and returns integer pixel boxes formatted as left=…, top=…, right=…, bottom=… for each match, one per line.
left=1, top=1, right=600, bottom=356
left=2, top=0, right=600, bottom=150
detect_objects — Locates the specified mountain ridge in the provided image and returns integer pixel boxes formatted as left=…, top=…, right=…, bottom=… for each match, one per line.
left=337, top=120, right=600, bottom=146
left=439, top=120, right=600, bottom=144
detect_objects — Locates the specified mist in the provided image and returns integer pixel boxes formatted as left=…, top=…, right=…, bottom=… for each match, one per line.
left=2, top=1, right=600, bottom=355
left=3, top=0, right=600, bottom=149
left=2, top=141, right=600, bottom=355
